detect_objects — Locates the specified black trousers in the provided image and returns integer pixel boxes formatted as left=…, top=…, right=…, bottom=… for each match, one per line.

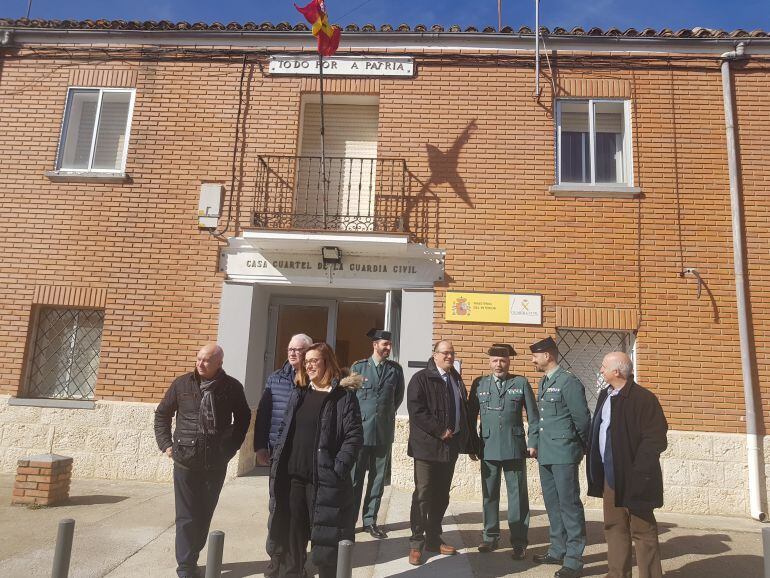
left=279, top=476, right=336, bottom=578
left=173, top=465, right=227, bottom=577
left=409, top=457, right=457, bottom=550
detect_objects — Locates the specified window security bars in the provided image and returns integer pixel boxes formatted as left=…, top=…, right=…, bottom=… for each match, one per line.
left=556, top=328, right=635, bottom=414
left=26, top=308, right=104, bottom=400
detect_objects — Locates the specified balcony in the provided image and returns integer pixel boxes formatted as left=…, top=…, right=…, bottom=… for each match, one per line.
left=249, top=155, right=407, bottom=234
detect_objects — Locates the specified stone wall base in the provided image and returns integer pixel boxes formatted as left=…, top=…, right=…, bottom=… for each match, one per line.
left=0, top=396, right=255, bottom=483
left=0, top=396, right=763, bottom=517
left=390, top=417, right=762, bottom=518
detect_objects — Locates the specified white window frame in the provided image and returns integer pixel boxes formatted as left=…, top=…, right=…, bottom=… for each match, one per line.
left=556, top=98, right=633, bottom=187
left=55, top=87, right=136, bottom=173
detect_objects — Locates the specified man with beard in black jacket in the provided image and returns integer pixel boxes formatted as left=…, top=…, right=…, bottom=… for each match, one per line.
left=406, top=340, right=479, bottom=566
left=155, top=343, right=251, bottom=578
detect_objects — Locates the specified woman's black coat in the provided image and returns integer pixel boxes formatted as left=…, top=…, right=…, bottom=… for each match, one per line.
left=266, top=374, right=363, bottom=568
left=586, top=379, right=668, bottom=511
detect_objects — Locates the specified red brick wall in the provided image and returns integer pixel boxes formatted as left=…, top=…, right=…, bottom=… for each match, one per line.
left=0, top=46, right=766, bottom=432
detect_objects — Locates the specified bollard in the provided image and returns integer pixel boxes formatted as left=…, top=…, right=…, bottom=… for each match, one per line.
left=763, top=527, right=770, bottom=578
left=205, top=530, right=225, bottom=578
left=336, top=539, right=354, bottom=578
left=51, top=518, right=75, bottom=578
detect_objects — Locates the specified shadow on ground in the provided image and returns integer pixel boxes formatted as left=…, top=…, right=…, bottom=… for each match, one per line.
left=66, top=494, right=129, bottom=506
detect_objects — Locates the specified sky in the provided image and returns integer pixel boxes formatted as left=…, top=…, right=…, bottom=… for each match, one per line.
left=3, top=0, right=769, bottom=33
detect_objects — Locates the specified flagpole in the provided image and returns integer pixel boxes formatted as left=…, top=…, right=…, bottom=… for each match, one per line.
left=318, top=53, right=329, bottom=229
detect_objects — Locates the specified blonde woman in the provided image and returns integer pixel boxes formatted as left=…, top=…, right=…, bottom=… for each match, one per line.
left=266, top=342, right=363, bottom=578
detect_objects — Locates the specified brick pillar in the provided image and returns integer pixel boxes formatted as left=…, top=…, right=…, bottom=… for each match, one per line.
left=12, top=454, right=73, bottom=506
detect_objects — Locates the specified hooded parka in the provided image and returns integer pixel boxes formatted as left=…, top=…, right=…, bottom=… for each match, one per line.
left=266, top=373, right=363, bottom=568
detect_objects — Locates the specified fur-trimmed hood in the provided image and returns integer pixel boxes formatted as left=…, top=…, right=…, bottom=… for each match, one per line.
left=339, top=372, right=363, bottom=391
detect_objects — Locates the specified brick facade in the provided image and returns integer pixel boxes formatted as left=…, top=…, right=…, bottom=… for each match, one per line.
left=1, top=41, right=766, bottom=431
left=0, top=26, right=769, bottom=515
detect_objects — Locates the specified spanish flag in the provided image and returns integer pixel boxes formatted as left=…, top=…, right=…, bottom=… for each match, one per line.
left=295, top=0, right=341, bottom=56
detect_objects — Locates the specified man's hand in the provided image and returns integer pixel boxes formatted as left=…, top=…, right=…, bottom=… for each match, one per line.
left=469, top=453, right=479, bottom=461
left=164, top=447, right=173, bottom=458
left=255, top=448, right=270, bottom=466
left=527, top=448, right=537, bottom=458
left=440, top=429, right=453, bottom=441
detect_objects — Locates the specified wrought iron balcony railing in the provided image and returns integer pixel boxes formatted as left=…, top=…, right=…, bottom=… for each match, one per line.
left=251, top=155, right=408, bottom=233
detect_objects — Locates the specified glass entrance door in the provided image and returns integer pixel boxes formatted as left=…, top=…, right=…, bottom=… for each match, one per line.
left=265, top=295, right=387, bottom=378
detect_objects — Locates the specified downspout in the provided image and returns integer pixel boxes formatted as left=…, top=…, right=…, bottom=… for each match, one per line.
left=720, top=42, right=766, bottom=522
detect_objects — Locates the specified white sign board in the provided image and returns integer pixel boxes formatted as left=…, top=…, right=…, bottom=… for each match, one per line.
left=222, top=249, right=442, bottom=289
left=269, top=55, right=415, bottom=77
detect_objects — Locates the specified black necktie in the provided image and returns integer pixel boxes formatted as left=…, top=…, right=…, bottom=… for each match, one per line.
left=443, top=373, right=456, bottom=433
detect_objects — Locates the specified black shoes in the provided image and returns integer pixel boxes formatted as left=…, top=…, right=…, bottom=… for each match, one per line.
left=363, top=524, right=388, bottom=539
left=554, top=568, right=582, bottom=578
left=511, top=545, right=527, bottom=560
left=477, top=539, right=499, bottom=552
left=533, top=553, right=564, bottom=565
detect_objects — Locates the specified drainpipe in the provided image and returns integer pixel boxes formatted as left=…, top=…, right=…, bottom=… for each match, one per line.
left=0, top=30, right=12, bottom=46
left=720, top=42, right=766, bottom=522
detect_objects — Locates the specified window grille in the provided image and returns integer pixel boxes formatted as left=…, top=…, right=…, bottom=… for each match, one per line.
left=26, top=308, right=104, bottom=400
left=556, top=328, right=635, bottom=414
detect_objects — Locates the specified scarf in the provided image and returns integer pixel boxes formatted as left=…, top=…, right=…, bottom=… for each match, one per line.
left=198, top=370, right=224, bottom=434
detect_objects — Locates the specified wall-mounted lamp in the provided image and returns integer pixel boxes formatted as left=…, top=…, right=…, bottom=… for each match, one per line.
left=321, top=246, right=342, bottom=265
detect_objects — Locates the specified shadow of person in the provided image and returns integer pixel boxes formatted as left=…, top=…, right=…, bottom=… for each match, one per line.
left=661, top=533, right=732, bottom=559
left=666, top=554, right=762, bottom=577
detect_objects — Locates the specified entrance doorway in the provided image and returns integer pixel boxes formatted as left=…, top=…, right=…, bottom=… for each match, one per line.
left=266, top=295, right=387, bottom=374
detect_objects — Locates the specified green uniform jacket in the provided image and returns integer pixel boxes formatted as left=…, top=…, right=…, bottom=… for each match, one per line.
left=536, top=366, right=591, bottom=465
left=351, top=357, right=405, bottom=446
left=468, top=374, right=540, bottom=461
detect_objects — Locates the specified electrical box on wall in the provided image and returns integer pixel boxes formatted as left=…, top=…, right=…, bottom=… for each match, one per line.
left=198, top=183, right=223, bottom=229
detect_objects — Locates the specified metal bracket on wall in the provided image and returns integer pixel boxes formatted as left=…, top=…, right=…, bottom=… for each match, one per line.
left=681, top=268, right=705, bottom=299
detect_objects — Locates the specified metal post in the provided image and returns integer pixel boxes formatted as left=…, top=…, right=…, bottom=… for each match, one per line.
left=336, top=539, right=354, bottom=578
left=534, top=0, right=540, bottom=97
left=318, top=53, right=329, bottom=229
left=205, top=530, right=225, bottom=578
left=763, top=527, right=770, bottom=578
left=51, top=518, right=75, bottom=578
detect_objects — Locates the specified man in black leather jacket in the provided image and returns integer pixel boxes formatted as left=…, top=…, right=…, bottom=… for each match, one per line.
left=154, top=343, right=251, bottom=578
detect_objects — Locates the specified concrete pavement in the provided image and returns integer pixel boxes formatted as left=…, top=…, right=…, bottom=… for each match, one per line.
left=0, top=471, right=764, bottom=577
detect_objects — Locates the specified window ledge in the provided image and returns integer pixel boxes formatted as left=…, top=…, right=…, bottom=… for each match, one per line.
left=549, top=184, right=641, bottom=199
left=45, top=170, right=130, bottom=184
left=9, top=397, right=95, bottom=410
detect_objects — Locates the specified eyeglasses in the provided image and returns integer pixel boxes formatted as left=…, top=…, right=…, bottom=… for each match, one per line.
left=287, top=348, right=306, bottom=354
left=304, top=358, right=322, bottom=366
left=435, top=350, right=455, bottom=357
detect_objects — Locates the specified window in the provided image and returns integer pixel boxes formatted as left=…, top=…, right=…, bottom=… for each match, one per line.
left=557, top=99, right=632, bottom=186
left=25, top=308, right=104, bottom=400
left=556, top=328, right=635, bottom=414
left=56, top=88, right=135, bottom=172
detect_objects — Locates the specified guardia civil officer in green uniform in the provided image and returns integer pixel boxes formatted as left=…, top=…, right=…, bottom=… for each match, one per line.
left=530, top=337, right=591, bottom=578
left=468, top=344, right=540, bottom=560
left=350, top=328, right=405, bottom=539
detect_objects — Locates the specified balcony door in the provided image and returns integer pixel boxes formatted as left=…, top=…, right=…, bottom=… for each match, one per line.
left=297, top=102, right=379, bottom=230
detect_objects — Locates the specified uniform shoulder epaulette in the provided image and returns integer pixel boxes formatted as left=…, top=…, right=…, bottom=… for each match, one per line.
left=352, top=358, right=368, bottom=366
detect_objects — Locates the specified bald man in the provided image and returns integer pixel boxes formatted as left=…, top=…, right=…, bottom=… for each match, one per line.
left=155, top=343, right=251, bottom=578
left=587, top=352, right=667, bottom=578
